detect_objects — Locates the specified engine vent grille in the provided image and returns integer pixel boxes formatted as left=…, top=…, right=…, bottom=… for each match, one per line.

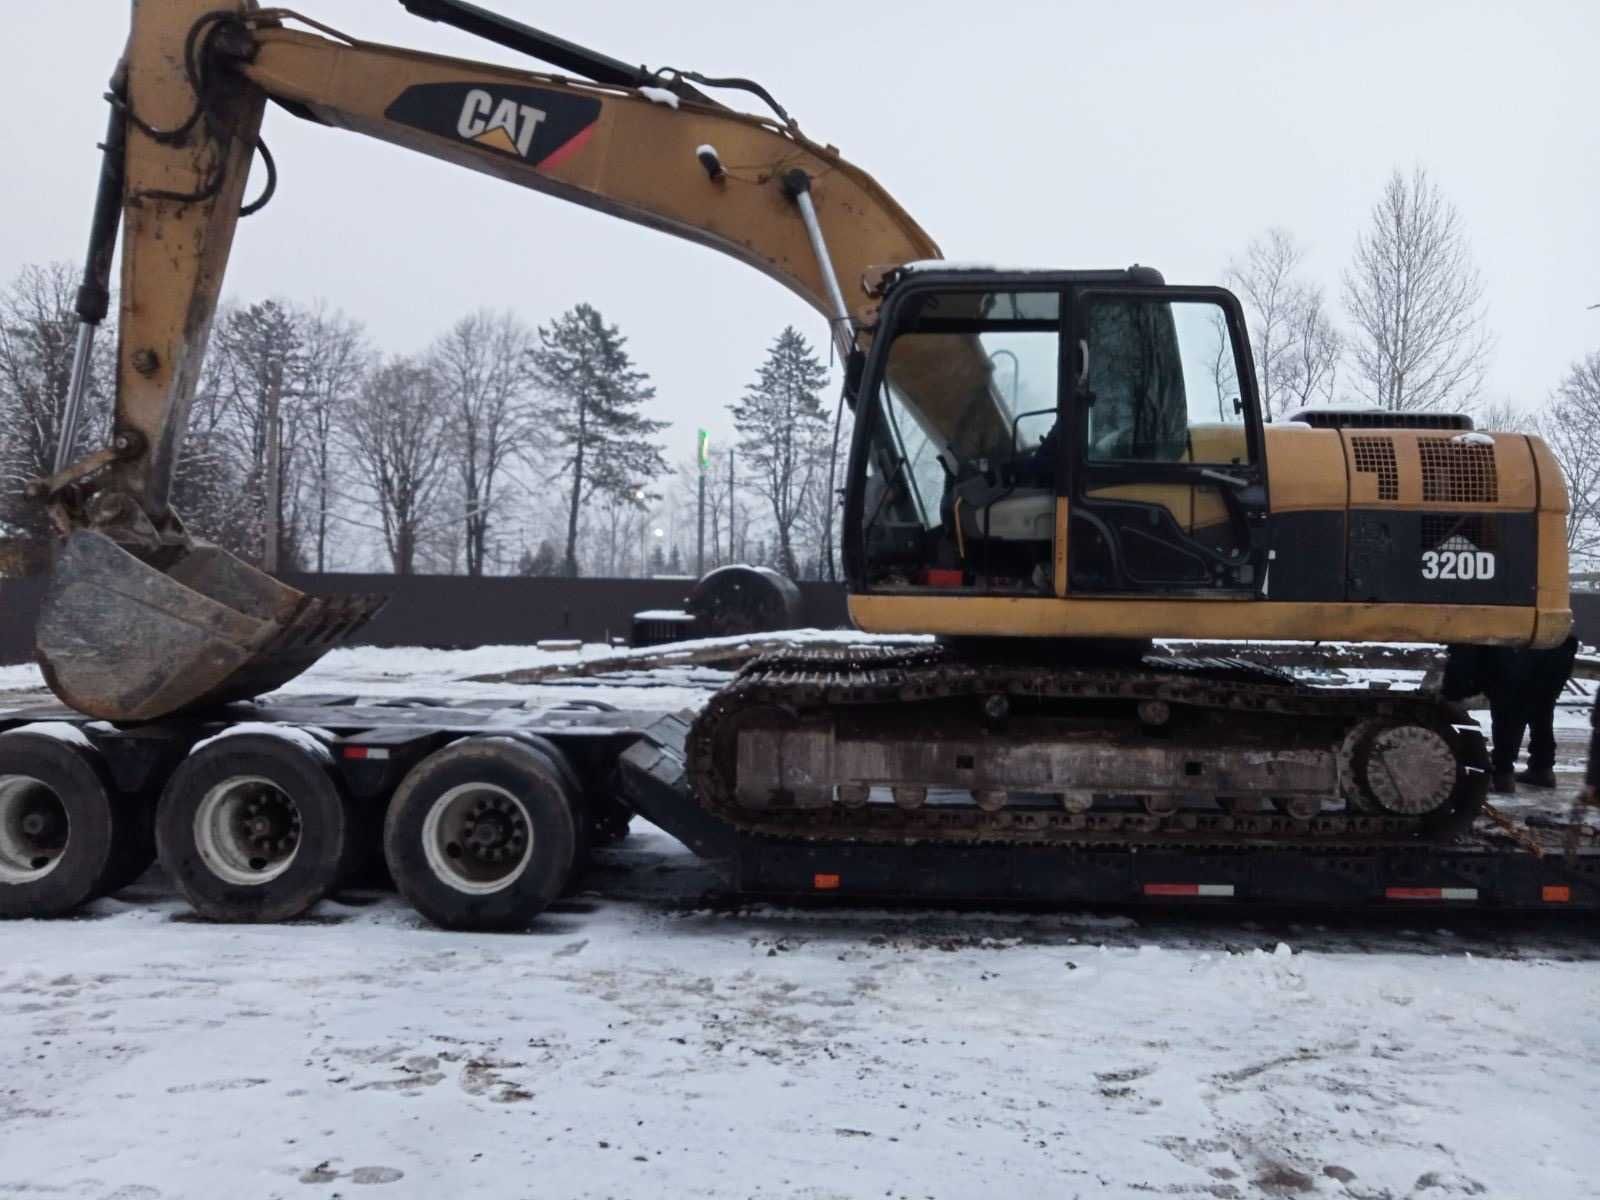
left=1418, top=438, right=1498, bottom=504
left=1289, top=409, right=1473, bottom=431
left=1351, top=436, right=1399, bottom=501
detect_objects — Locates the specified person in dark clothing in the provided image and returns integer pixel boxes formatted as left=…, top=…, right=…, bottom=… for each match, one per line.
left=1440, top=636, right=1579, bottom=794
left=1585, top=692, right=1600, bottom=806
left=1507, top=635, right=1579, bottom=788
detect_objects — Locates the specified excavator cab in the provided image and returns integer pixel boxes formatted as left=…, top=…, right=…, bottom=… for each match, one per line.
left=845, top=268, right=1269, bottom=605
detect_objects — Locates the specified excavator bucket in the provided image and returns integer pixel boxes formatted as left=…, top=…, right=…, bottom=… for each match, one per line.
left=35, top=531, right=385, bottom=722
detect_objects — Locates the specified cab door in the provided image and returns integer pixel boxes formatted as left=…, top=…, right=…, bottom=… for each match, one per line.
left=1064, top=287, right=1269, bottom=596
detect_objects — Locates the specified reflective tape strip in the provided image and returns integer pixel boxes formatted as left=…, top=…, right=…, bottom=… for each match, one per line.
left=342, top=746, right=391, bottom=760
left=1385, top=886, right=1478, bottom=901
left=1144, top=883, right=1234, bottom=897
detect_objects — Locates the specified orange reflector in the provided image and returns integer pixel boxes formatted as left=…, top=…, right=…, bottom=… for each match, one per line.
left=813, top=873, right=841, bottom=891
left=1542, top=885, right=1571, bottom=903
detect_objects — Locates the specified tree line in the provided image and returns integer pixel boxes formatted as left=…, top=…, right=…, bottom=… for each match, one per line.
left=0, top=265, right=846, bottom=580
left=2, top=163, right=1596, bottom=576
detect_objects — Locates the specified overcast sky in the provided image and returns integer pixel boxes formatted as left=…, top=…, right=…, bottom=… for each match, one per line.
left=2, top=0, right=1595, bottom=464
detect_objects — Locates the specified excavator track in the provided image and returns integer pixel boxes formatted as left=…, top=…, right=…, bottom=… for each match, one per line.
left=685, top=644, right=1489, bottom=849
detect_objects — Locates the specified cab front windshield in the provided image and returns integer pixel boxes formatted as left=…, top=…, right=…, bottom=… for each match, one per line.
left=858, top=288, right=1061, bottom=587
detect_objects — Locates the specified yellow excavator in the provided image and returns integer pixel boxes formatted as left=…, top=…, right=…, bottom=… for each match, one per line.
left=30, top=0, right=1570, bottom=849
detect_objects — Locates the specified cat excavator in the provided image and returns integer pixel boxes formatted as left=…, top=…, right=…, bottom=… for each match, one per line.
left=29, top=0, right=1572, bottom=853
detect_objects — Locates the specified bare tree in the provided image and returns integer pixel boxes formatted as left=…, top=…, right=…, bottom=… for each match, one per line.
left=1465, top=397, right=1533, bottom=434
left=344, top=357, right=452, bottom=574
left=1342, top=167, right=1492, bottom=412
left=1226, top=229, right=1342, bottom=418
left=1280, top=284, right=1342, bottom=412
left=1226, top=229, right=1300, bottom=418
left=298, top=305, right=369, bottom=572
left=0, top=262, right=113, bottom=539
left=429, top=309, right=539, bottom=576
left=1540, top=351, right=1600, bottom=567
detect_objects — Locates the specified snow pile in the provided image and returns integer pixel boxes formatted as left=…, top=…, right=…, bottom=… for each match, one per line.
left=190, top=722, right=335, bottom=763
left=2, top=720, right=95, bottom=749
left=637, top=85, right=679, bottom=109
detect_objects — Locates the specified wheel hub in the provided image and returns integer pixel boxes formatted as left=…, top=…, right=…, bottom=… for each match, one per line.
left=0, top=775, right=70, bottom=883
left=194, top=776, right=303, bottom=885
left=423, top=784, right=535, bottom=893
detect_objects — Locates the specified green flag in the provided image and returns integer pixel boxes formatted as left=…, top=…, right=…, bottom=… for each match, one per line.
left=697, top=428, right=710, bottom=472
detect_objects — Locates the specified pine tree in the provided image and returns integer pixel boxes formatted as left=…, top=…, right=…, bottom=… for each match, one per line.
left=528, top=304, right=668, bottom=576
left=730, top=327, right=830, bottom=579
left=212, top=299, right=309, bottom=568
left=516, top=538, right=561, bottom=576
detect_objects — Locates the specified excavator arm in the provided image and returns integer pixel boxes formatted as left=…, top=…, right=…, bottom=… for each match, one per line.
left=34, top=0, right=946, bottom=721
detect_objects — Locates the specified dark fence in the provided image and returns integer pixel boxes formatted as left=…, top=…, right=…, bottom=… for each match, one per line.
left=0, top=571, right=850, bottom=665
left=3, top=568, right=1597, bottom=667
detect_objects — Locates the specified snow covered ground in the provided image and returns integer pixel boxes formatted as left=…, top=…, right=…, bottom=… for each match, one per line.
left=2, top=644, right=1599, bottom=1198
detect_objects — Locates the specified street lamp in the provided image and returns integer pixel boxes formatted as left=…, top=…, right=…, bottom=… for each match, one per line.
left=635, top=490, right=648, bottom=577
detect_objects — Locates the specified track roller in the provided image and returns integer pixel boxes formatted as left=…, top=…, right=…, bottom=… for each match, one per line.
left=0, top=728, right=123, bottom=918
left=157, top=732, right=356, bottom=922
left=383, top=736, right=580, bottom=932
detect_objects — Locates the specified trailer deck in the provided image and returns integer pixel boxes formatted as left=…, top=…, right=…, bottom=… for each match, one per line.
left=3, top=693, right=1595, bottom=922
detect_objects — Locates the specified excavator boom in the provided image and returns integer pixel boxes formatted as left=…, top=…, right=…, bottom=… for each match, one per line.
left=35, top=0, right=939, bottom=721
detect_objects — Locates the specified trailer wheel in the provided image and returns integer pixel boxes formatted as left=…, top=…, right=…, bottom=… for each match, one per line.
left=157, top=734, right=354, bottom=923
left=0, top=732, right=121, bottom=918
left=384, top=737, right=578, bottom=931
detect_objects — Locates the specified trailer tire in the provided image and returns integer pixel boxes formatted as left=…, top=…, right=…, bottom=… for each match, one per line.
left=384, top=736, right=578, bottom=931
left=0, top=732, right=121, bottom=918
left=157, top=734, right=353, bottom=923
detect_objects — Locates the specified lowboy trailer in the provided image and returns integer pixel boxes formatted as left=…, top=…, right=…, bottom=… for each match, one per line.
left=1, top=693, right=1597, bottom=929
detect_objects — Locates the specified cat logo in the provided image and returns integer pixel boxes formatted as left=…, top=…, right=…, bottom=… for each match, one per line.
left=456, top=88, right=548, bottom=158
left=385, top=82, right=601, bottom=169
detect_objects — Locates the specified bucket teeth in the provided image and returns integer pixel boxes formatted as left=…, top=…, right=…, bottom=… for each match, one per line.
left=35, top=530, right=388, bottom=721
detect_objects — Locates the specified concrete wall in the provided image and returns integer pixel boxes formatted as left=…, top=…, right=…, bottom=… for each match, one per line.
left=0, top=571, right=851, bottom=665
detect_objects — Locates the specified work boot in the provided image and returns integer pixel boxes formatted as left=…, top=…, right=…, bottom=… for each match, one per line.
left=1490, top=771, right=1516, bottom=795
left=1515, top=767, right=1557, bottom=789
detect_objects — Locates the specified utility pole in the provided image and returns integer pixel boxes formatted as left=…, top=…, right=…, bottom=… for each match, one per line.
left=696, top=429, right=709, bottom=575
left=728, top=447, right=736, bottom=562
left=263, top=359, right=283, bottom=574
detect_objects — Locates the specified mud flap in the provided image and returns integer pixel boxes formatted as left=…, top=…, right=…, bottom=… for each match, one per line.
left=35, top=530, right=385, bottom=721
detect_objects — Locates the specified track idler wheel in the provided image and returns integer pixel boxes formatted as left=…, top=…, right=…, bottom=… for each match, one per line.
left=1339, top=717, right=1484, bottom=831
left=0, top=729, right=125, bottom=918
left=157, top=732, right=357, bottom=922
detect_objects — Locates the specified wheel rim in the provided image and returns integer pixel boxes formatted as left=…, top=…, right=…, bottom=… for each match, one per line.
left=193, top=776, right=302, bottom=886
left=0, top=775, right=70, bottom=884
left=421, top=783, right=534, bottom=896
